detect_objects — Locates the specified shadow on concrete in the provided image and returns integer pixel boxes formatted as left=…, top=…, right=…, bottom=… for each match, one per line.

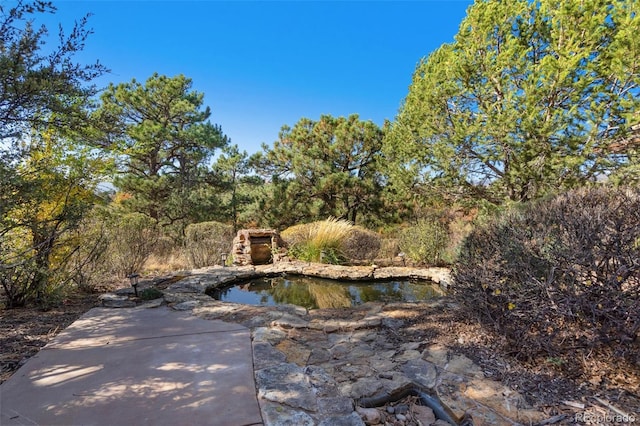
left=0, top=307, right=263, bottom=426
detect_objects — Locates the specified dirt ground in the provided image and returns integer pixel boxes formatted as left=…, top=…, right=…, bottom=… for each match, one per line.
left=0, top=292, right=100, bottom=384
left=1, top=282, right=638, bottom=424
left=391, top=302, right=640, bottom=423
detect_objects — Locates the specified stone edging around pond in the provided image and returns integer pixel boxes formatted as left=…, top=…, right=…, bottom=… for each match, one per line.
left=165, top=261, right=453, bottom=299
left=99, top=262, right=551, bottom=426
left=97, top=262, right=452, bottom=309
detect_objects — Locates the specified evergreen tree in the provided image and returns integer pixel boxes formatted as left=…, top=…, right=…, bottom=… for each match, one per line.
left=212, top=144, right=263, bottom=231
left=256, top=114, right=385, bottom=226
left=385, top=0, right=640, bottom=205
left=93, top=73, right=229, bottom=231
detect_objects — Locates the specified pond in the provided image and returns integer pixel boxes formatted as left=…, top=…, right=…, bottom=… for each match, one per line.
left=206, top=275, right=444, bottom=309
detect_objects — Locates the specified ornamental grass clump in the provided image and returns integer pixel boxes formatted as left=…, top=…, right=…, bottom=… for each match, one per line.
left=282, top=218, right=352, bottom=264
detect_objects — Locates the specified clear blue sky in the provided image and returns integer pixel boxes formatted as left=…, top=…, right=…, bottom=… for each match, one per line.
left=42, top=1, right=473, bottom=154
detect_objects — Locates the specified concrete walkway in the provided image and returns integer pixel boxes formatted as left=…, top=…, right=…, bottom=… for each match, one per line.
left=0, top=306, right=263, bottom=426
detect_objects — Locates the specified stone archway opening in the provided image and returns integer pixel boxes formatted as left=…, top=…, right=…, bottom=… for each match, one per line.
left=231, top=229, right=285, bottom=266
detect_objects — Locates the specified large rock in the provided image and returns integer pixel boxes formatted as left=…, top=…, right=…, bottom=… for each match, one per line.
left=340, top=377, right=383, bottom=399
left=256, top=363, right=318, bottom=411
left=319, top=412, right=365, bottom=426
left=301, top=264, right=374, bottom=280
left=259, top=401, right=315, bottom=426
left=252, top=342, right=287, bottom=370
left=372, top=266, right=452, bottom=287
left=401, top=358, right=438, bottom=389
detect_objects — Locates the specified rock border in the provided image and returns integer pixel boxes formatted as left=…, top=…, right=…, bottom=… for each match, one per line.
left=162, top=261, right=453, bottom=302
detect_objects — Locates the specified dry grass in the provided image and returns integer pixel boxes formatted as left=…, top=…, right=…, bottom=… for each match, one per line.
left=308, top=217, right=352, bottom=249
left=144, top=252, right=190, bottom=274
left=281, top=218, right=353, bottom=263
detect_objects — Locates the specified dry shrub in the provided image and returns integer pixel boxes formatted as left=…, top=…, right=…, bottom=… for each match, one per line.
left=341, top=226, right=381, bottom=263
left=280, top=223, right=313, bottom=248
left=184, top=221, right=234, bottom=268
left=454, top=187, right=640, bottom=374
left=378, top=237, right=400, bottom=260
left=153, top=236, right=180, bottom=260
left=66, top=216, right=110, bottom=292
left=106, top=213, right=158, bottom=277
left=442, top=216, right=474, bottom=264
left=144, top=236, right=189, bottom=273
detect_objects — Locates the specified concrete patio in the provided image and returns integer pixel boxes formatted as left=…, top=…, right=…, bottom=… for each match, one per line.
left=0, top=306, right=262, bottom=426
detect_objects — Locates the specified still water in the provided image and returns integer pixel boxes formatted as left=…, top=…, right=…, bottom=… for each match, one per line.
left=207, top=275, right=443, bottom=309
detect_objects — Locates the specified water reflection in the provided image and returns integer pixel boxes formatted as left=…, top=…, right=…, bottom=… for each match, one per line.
left=208, top=276, right=443, bottom=309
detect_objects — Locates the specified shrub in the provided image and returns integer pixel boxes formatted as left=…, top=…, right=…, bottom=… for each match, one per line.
left=397, top=218, right=450, bottom=266
left=453, top=187, right=640, bottom=368
left=341, top=226, right=381, bottom=263
left=59, top=214, right=113, bottom=293
left=139, top=287, right=163, bottom=300
left=2, top=214, right=111, bottom=307
left=0, top=256, right=38, bottom=308
left=105, top=213, right=158, bottom=277
left=184, top=221, right=234, bottom=268
left=144, top=236, right=190, bottom=273
left=281, top=218, right=352, bottom=264
left=377, top=236, right=400, bottom=263
left=441, top=215, right=474, bottom=264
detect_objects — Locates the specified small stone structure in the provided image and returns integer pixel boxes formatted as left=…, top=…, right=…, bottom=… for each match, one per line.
left=232, top=229, right=285, bottom=266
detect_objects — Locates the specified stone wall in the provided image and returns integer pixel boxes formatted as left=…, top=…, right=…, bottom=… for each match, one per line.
left=232, top=229, right=285, bottom=266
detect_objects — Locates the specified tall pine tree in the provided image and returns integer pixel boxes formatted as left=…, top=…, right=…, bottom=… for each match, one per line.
left=385, top=0, right=639, bottom=205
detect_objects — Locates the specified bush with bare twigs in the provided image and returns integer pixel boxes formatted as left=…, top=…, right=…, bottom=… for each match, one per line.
left=341, top=226, right=381, bottom=263
left=453, top=187, right=640, bottom=375
left=184, top=221, right=235, bottom=268
left=106, top=213, right=159, bottom=277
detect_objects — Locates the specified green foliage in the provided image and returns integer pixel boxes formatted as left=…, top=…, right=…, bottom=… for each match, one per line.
left=254, top=114, right=386, bottom=226
left=243, top=176, right=316, bottom=229
left=139, top=287, right=163, bottom=301
left=184, top=221, right=235, bottom=268
left=0, top=1, right=107, bottom=307
left=0, top=122, right=107, bottom=309
left=212, top=145, right=263, bottom=231
left=453, top=186, right=640, bottom=369
left=397, top=218, right=450, bottom=266
left=0, top=1, right=106, bottom=142
left=93, top=73, right=229, bottom=228
left=385, top=0, right=640, bottom=206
